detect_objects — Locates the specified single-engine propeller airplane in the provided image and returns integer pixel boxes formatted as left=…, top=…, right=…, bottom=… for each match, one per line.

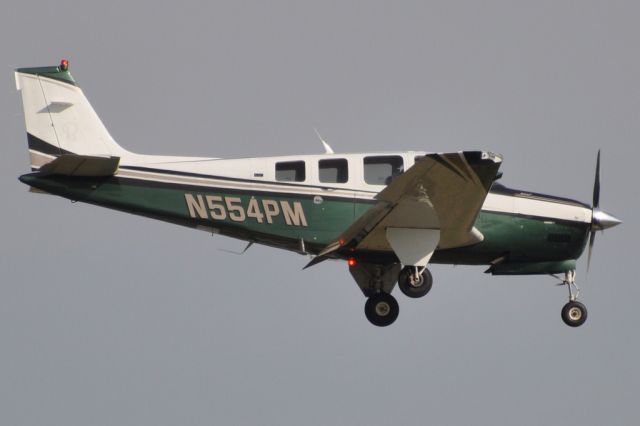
left=15, top=60, right=622, bottom=327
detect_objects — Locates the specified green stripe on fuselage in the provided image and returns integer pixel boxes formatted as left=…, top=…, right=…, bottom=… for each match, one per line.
left=18, top=172, right=589, bottom=267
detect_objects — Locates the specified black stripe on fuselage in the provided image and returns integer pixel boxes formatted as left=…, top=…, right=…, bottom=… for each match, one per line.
left=110, top=175, right=378, bottom=204
left=121, top=166, right=590, bottom=215
left=111, top=175, right=588, bottom=224
left=118, top=165, right=378, bottom=194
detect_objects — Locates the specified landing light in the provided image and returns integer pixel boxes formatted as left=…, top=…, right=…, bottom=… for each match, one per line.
left=347, top=257, right=357, bottom=267
left=60, top=59, right=69, bottom=71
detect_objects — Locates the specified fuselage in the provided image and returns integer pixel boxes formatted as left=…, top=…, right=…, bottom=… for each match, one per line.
left=22, top=145, right=593, bottom=272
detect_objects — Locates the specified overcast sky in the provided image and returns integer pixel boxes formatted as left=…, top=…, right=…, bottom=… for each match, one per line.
left=1, top=1, right=638, bottom=425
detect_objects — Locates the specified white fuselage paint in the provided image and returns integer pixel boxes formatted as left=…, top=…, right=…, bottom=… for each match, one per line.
left=483, top=193, right=592, bottom=223
left=30, top=147, right=591, bottom=227
left=113, top=153, right=593, bottom=227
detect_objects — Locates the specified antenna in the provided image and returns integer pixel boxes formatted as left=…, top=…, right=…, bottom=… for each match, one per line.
left=218, top=241, right=253, bottom=255
left=314, top=128, right=334, bottom=154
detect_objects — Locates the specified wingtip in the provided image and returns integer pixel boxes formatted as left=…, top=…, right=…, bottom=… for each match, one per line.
left=482, top=151, right=503, bottom=163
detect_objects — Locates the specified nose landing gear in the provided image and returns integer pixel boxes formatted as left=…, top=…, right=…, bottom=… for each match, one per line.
left=562, top=301, right=587, bottom=327
left=560, top=270, right=588, bottom=327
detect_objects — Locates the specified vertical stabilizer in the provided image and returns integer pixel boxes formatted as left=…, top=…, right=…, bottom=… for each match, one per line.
left=15, top=60, right=129, bottom=170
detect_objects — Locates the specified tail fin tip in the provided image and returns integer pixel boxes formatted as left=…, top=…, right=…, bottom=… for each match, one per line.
left=15, top=58, right=77, bottom=87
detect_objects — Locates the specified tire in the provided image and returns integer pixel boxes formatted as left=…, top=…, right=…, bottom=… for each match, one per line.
left=364, top=293, right=399, bottom=327
left=561, top=301, right=588, bottom=327
left=398, top=266, right=433, bottom=298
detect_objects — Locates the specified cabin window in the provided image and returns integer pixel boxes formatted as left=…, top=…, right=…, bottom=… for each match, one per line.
left=275, top=161, right=306, bottom=182
left=363, top=156, right=404, bottom=185
left=319, top=158, right=348, bottom=183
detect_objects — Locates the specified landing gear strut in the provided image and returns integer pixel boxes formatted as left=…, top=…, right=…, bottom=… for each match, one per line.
left=397, top=266, right=433, bottom=298
left=560, top=270, right=588, bottom=327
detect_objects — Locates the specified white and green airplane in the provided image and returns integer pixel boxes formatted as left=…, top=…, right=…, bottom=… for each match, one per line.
left=15, top=60, right=621, bottom=327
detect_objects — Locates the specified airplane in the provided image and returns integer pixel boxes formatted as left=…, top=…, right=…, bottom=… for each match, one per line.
left=14, top=60, right=622, bottom=327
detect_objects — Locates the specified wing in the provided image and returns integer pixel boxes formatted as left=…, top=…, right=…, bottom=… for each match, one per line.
left=305, top=151, right=502, bottom=268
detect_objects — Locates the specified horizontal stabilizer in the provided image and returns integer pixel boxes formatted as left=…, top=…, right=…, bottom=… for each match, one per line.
left=39, top=154, right=120, bottom=177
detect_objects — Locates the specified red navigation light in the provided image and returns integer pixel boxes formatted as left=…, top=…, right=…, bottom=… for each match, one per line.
left=60, top=59, right=69, bottom=71
left=339, top=238, right=345, bottom=246
left=347, top=257, right=357, bottom=267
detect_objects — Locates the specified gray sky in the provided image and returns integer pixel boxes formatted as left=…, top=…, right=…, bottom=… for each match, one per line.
left=1, top=1, right=638, bottom=425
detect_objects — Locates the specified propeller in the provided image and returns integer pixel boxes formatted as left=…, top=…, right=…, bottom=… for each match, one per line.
left=587, top=150, right=621, bottom=271
left=593, top=150, right=600, bottom=209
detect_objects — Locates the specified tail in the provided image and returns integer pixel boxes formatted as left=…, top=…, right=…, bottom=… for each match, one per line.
left=15, top=59, right=130, bottom=170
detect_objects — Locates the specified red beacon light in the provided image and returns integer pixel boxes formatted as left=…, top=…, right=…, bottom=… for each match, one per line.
left=59, top=59, right=69, bottom=71
left=347, top=257, right=357, bottom=267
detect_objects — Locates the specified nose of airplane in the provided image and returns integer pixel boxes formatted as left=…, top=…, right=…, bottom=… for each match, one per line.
left=591, top=208, right=622, bottom=231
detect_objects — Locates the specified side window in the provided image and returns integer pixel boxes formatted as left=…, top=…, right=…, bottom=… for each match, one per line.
left=319, top=158, right=348, bottom=183
left=276, top=161, right=306, bottom=182
left=363, top=156, right=404, bottom=185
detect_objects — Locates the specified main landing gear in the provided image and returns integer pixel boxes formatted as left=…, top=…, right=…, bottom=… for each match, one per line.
left=365, top=293, right=399, bottom=327
left=349, top=262, right=434, bottom=327
left=560, top=270, right=588, bottom=327
left=397, top=266, right=433, bottom=298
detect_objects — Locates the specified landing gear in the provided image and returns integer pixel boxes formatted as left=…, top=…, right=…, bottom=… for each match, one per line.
left=560, top=270, right=588, bottom=327
left=348, top=262, right=402, bottom=326
left=561, top=301, right=588, bottom=327
left=398, top=266, right=433, bottom=298
left=364, top=292, right=399, bottom=327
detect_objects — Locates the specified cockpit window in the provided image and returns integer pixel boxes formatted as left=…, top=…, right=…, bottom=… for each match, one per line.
left=363, top=156, right=404, bottom=185
left=276, top=161, right=306, bottom=182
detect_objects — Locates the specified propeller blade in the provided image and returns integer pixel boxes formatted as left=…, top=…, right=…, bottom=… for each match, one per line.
left=587, top=230, right=596, bottom=273
left=593, top=150, right=601, bottom=208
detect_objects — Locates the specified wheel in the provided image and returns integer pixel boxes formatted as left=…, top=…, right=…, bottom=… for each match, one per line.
left=561, top=301, right=588, bottom=327
left=364, top=293, right=399, bottom=327
left=397, top=266, right=433, bottom=298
